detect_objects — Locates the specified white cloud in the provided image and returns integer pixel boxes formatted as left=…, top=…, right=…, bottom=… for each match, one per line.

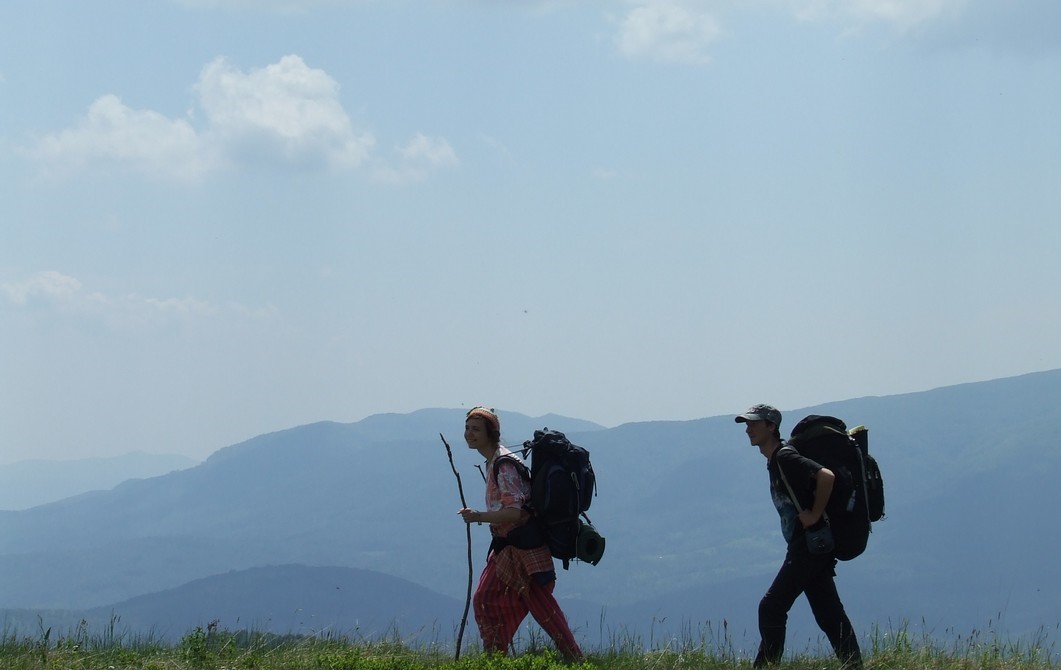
left=790, top=0, right=967, bottom=31
left=1, top=271, right=83, bottom=306
left=373, top=133, right=460, bottom=184
left=169, top=0, right=352, bottom=12
left=26, top=55, right=377, bottom=181
left=28, top=95, right=214, bottom=181
left=196, top=55, right=374, bottom=170
left=1, top=271, right=270, bottom=332
left=399, top=133, right=459, bottom=168
left=611, top=0, right=973, bottom=61
left=616, top=0, right=721, bottom=65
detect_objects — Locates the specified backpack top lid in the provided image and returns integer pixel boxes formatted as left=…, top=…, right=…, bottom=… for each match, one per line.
left=789, top=415, right=848, bottom=443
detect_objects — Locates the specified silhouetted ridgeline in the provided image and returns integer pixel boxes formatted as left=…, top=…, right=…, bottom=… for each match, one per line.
left=0, top=452, right=198, bottom=510
left=2, top=371, right=1059, bottom=650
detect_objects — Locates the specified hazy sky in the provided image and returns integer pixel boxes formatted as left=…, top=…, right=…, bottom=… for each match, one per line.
left=2, top=0, right=1059, bottom=463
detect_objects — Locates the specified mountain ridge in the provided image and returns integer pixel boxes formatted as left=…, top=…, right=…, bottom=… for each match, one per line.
left=2, top=370, right=1059, bottom=649
left=0, top=452, right=199, bottom=511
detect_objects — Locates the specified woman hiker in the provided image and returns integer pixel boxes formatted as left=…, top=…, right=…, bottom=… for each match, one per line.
left=457, top=406, right=584, bottom=662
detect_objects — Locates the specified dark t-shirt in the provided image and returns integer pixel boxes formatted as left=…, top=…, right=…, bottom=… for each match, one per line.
left=767, top=445, right=823, bottom=544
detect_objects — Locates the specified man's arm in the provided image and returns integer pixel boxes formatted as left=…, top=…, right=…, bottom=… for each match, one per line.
left=799, top=467, right=835, bottom=528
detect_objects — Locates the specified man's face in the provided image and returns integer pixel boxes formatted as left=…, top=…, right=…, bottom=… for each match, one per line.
left=743, top=419, right=774, bottom=447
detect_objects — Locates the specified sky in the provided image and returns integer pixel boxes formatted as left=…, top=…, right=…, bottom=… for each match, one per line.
left=2, top=0, right=1060, bottom=464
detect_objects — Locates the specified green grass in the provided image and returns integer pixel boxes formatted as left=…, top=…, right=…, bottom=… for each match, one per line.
left=0, top=618, right=1056, bottom=670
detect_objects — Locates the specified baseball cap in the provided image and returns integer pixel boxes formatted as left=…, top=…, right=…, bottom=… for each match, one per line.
left=735, top=404, right=782, bottom=427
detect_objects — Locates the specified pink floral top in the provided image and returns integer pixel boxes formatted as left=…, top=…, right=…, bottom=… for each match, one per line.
left=486, top=445, right=531, bottom=538
left=485, top=445, right=555, bottom=586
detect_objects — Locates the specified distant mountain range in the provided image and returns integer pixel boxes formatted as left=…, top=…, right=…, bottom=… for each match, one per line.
left=0, top=452, right=199, bottom=510
left=2, top=372, right=1059, bottom=654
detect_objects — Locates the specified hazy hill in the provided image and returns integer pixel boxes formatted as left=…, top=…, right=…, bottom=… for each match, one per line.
left=0, top=564, right=464, bottom=645
left=0, top=410, right=606, bottom=609
left=1, top=373, right=1059, bottom=650
left=0, top=452, right=198, bottom=510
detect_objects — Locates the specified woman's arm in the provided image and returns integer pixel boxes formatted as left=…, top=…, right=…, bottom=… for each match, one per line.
left=458, top=507, right=522, bottom=525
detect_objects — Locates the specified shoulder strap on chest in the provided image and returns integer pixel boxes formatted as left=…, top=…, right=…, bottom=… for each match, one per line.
left=774, top=446, right=805, bottom=513
left=491, top=453, right=530, bottom=483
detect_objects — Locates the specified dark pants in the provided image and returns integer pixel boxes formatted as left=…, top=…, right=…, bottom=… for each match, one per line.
left=755, top=542, right=862, bottom=668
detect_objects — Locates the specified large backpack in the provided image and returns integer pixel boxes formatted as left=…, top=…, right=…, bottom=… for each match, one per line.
left=784, top=415, right=886, bottom=560
left=494, top=428, right=604, bottom=569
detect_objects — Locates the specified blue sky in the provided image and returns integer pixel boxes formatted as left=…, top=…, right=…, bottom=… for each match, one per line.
left=2, top=0, right=1059, bottom=463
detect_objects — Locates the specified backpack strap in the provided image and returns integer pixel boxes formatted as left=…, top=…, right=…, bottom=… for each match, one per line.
left=775, top=446, right=806, bottom=514
left=491, top=453, right=530, bottom=484
left=490, top=454, right=532, bottom=516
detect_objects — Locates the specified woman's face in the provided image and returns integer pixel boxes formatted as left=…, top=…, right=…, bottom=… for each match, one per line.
left=465, top=416, right=491, bottom=449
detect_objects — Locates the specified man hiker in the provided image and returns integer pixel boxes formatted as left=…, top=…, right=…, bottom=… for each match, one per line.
left=736, top=403, right=862, bottom=668
left=457, top=406, right=583, bottom=661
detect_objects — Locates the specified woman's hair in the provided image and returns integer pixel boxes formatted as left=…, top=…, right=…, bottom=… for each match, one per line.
left=466, top=406, right=501, bottom=443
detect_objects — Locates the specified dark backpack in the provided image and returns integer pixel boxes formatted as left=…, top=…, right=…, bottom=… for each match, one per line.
left=494, top=428, right=604, bottom=569
left=785, top=415, right=886, bottom=560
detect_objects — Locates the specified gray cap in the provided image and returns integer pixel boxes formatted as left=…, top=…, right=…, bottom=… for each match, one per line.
left=735, top=404, right=782, bottom=427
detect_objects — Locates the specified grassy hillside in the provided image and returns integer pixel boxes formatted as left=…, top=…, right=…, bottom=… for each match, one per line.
left=1, top=620, right=1057, bottom=670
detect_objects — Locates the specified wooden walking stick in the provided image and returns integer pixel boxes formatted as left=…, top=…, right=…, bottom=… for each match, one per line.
left=440, top=433, right=473, bottom=660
